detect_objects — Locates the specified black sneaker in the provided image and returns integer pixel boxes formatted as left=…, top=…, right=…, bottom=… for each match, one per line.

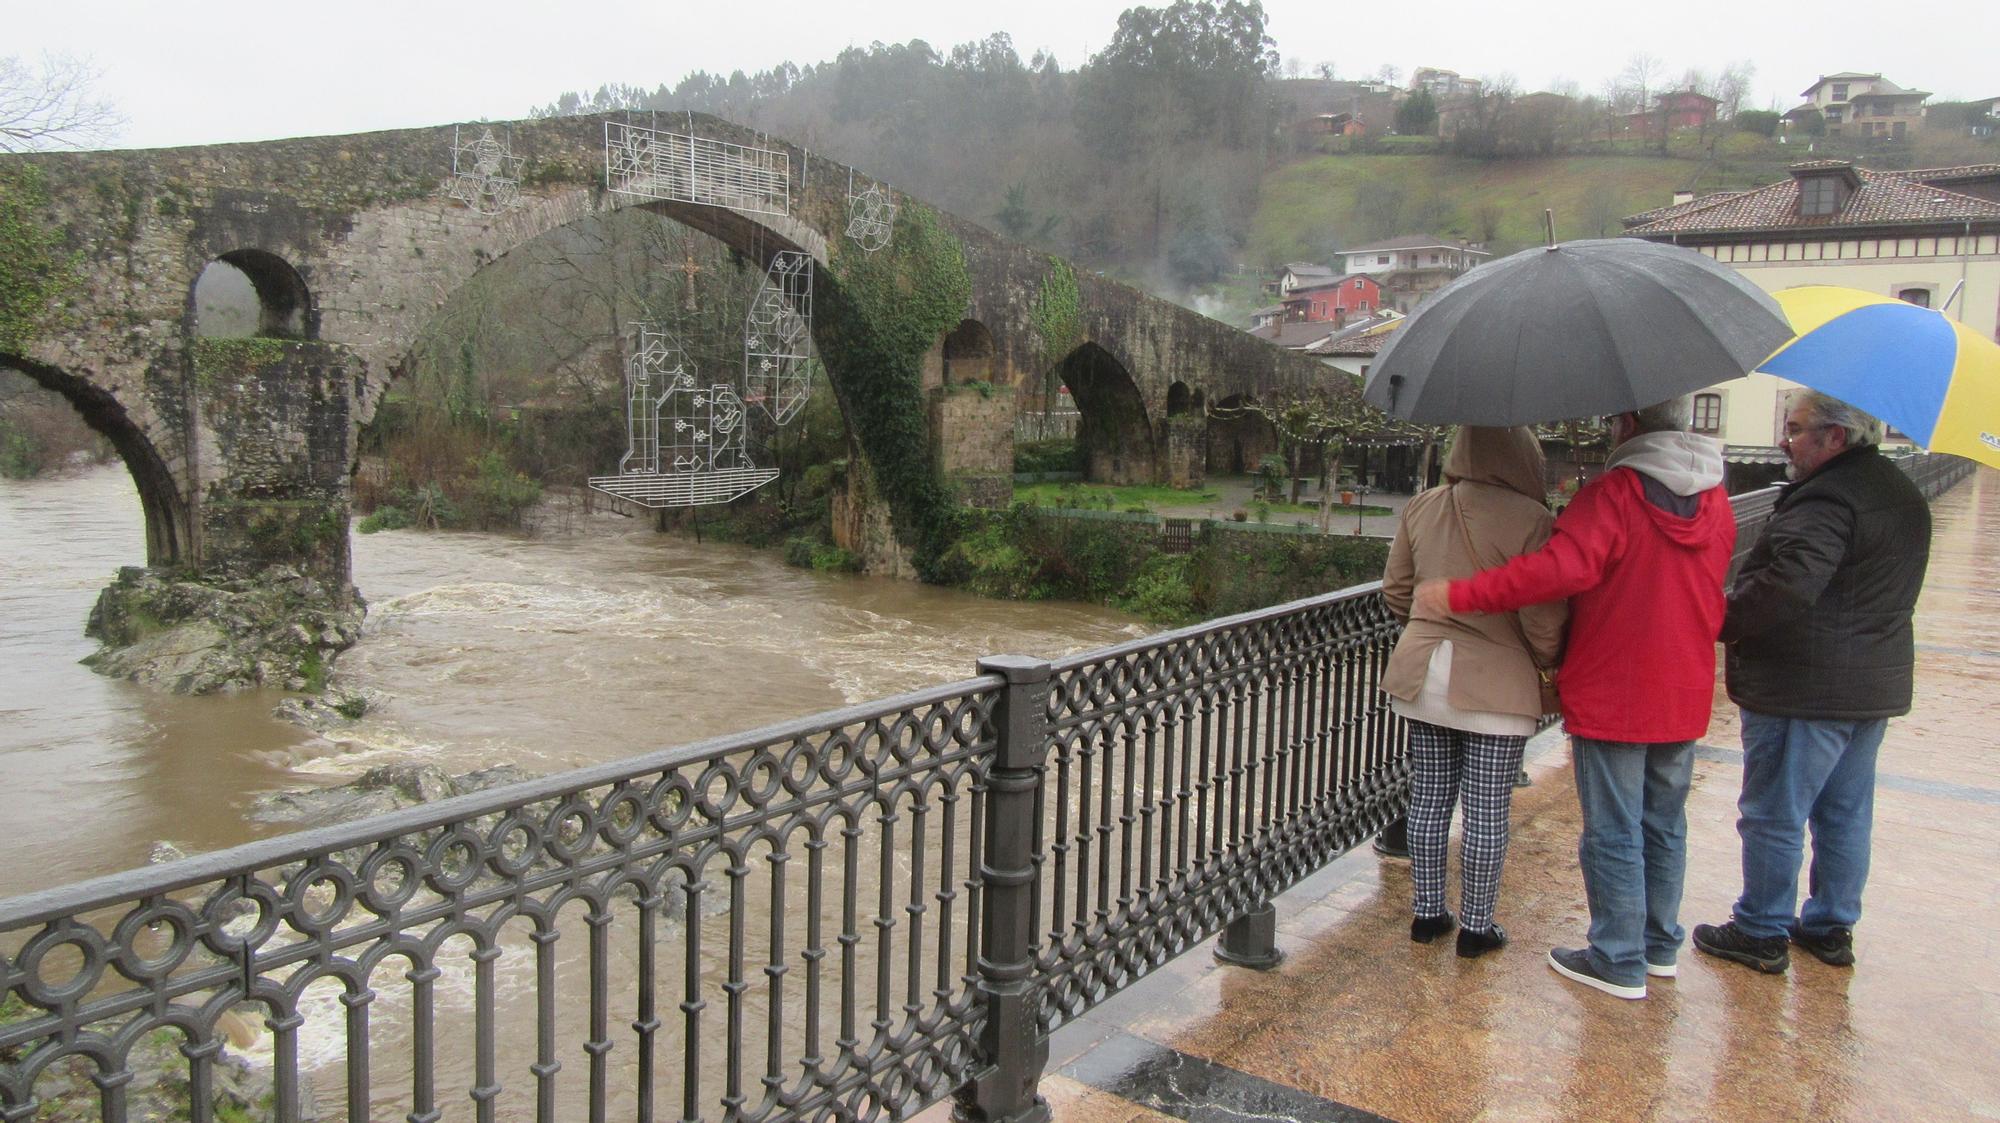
left=1456, top=924, right=1507, bottom=959
left=1547, top=947, right=1645, bottom=1000
left=1790, top=925, right=1856, bottom=967
left=1692, top=921, right=1790, bottom=974
left=1411, top=912, right=1456, bottom=943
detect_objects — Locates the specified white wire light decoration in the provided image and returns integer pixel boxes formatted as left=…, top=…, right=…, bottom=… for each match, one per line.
left=443, top=126, right=523, bottom=215
left=743, top=251, right=815, bottom=425
left=587, top=324, right=778, bottom=508
left=603, top=118, right=791, bottom=217
left=845, top=171, right=896, bottom=252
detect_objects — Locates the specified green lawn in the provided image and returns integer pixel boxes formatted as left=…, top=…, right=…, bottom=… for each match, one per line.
left=1013, top=482, right=1220, bottom=511
left=1259, top=499, right=1392, bottom=517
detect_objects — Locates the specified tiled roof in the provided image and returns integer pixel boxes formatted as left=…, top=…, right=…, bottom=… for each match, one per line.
left=1341, top=234, right=1490, bottom=254
left=1251, top=304, right=1286, bottom=317
left=1250, top=322, right=1341, bottom=349
left=1308, top=329, right=1394, bottom=356
left=1286, top=274, right=1367, bottom=294
left=1286, top=264, right=1338, bottom=278
left=1621, top=191, right=1747, bottom=227
left=1622, top=163, right=2000, bottom=236
left=1851, top=87, right=1929, bottom=103
left=1801, top=72, right=1881, bottom=96
left=1879, top=164, right=2000, bottom=183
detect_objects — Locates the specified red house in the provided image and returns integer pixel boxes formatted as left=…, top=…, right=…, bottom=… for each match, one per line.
left=1622, top=90, right=1721, bottom=138
left=1280, top=274, right=1382, bottom=325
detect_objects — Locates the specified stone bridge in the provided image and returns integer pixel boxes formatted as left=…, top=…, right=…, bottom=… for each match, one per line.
left=0, top=111, right=1332, bottom=587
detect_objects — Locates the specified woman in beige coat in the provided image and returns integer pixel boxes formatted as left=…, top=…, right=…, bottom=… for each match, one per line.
left=1382, top=426, right=1567, bottom=958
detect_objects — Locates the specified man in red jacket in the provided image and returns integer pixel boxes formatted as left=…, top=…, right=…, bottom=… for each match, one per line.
left=1415, top=395, right=1735, bottom=999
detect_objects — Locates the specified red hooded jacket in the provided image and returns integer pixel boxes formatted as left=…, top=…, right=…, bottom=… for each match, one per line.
left=1448, top=464, right=1735, bottom=743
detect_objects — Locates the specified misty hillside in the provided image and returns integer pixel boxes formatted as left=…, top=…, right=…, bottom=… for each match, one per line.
left=530, top=3, right=1990, bottom=322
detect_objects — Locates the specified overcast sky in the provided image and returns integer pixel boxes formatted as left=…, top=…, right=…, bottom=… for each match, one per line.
left=11, top=0, right=1991, bottom=151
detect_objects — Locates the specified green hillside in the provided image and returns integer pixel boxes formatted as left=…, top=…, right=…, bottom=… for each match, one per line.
left=1246, top=152, right=1806, bottom=266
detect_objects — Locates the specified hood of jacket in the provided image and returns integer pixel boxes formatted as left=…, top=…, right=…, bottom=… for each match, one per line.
left=1442, top=425, right=1546, bottom=504
left=1606, top=430, right=1725, bottom=496
left=1604, top=430, right=1730, bottom=546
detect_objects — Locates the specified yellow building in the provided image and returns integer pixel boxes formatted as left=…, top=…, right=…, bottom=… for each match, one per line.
left=1623, top=161, right=2000, bottom=448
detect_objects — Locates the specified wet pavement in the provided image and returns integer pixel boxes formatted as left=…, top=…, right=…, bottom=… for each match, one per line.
left=925, top=466, right=2000, bottom=1122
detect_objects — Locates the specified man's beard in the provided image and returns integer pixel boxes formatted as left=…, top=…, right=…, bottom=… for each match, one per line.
left=1783, top=461, right=1800, bottom=481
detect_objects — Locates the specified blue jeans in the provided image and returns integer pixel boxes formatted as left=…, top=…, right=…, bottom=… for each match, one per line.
left=1731, top=709, right=1886, bottom=940
left=1571, top=738, right=1695, bottom=987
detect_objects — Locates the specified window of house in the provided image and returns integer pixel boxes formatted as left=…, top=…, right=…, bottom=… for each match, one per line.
left=1825, top=107, right=1844, bottom=123
left=1377, top=255, right=1390, bottom=265
left=1832, top=84, right=1849, bottom=101
left=1800, top=177, right=1841, bottom=216
left=1692, top=393, right=1722, bottom=434
left=1897, top=287, right=1931, bottom=307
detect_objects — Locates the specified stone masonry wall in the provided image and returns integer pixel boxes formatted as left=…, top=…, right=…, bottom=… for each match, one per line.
left=930, top=384, right=1015, bottom=509
left=192, top=339, right=354, bottom=596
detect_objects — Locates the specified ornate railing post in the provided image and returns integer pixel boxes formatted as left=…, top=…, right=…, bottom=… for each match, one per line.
left=955, top=655, right=1054, bottom=1123
left=1214, top=902, right=1282, bottom=969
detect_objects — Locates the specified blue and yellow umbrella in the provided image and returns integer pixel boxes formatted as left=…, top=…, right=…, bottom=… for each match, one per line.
left=1758, top=285, right=2000, bottom=468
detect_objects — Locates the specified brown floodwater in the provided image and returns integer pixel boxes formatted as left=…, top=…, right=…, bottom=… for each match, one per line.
left=4, top=468, right=1163, bottom=1119
left=0, top=467, right=1145, bottom=901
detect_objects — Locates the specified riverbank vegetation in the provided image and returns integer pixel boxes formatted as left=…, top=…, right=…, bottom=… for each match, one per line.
left=942, top=502, right=1389, bottom=627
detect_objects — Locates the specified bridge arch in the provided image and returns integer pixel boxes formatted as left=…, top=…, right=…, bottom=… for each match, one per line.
left=1052, top=342, right=1154, bottom=485
left=192, top=249, right=315, bottom=340
left=1206, top=393, right=1277, bottom=478
left=940, top=319, right=995, bottom=387
left=0, top=354, right=189, bottom=564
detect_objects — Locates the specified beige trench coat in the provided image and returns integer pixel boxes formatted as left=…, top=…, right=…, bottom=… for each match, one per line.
left=1382, top=480, right=1568, bottom=720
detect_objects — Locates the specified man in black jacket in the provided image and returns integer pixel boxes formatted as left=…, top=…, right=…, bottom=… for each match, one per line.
left=1693, top=391, right=1932, bottom=973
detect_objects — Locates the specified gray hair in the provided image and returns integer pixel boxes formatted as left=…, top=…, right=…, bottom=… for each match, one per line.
left=1795, top=390, right=1884, bottom=448
left=1630, top=394, right=1693, bottom=434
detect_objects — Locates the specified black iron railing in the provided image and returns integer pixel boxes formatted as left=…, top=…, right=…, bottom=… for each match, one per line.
left=1, top=457, right=1976, bottom=1122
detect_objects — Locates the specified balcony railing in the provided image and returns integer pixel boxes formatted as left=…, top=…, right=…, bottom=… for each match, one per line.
left=0, top=452, right=1975, bottom=1122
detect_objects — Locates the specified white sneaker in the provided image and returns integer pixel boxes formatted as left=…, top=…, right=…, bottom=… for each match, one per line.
left=1646, top=961, right=1678, bottom=978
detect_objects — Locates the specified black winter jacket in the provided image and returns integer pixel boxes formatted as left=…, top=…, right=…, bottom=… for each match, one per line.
left=1722, top=445, right=1931, bottom=718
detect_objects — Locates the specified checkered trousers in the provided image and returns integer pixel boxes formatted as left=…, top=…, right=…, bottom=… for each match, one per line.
left=1406, top=719, right=1529, bottom=933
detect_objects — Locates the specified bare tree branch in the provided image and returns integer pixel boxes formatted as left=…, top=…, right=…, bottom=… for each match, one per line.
left=0, top=53, right=124, bottom=152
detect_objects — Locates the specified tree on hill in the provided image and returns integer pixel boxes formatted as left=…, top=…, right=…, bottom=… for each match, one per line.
left=1075, top=0, right=1280, bottom=158
left=1734, top=109, right=1780, bottom=137
left=1395, top=88, right=1438, bottom=136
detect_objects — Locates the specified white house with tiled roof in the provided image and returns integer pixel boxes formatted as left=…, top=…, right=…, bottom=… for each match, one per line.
left=1335, top=236, right=1491, bottom=313
left=1623, top=161, right=2000, bottom=448
left=1787, top=73, right=1929, bottom=138
left=1263, top=262, right=1340, bottom=297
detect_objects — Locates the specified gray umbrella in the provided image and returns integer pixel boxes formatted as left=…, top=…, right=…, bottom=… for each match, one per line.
left=1362, top=238, right=1793, bottom=425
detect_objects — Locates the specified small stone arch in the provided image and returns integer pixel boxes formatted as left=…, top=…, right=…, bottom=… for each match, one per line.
left=1052, top=342, right=1155, bottom=485
left=1206, top=393, right=1277, bottom=478
left=940, top=319, right=996, bottom=387
left=191, top=248, right=315, bottom=339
